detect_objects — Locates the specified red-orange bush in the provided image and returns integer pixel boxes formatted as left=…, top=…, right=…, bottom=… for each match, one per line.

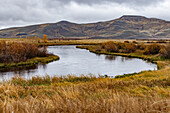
left=124, top=41, right=130, bottom=43
left=115, top=42, right=125, bottom=49
left=132, top=41, right=137, bottom=44
left=144, top=43, right=161, bottom=55
left=104, top=41, right=118, bottom=52
left=136, top=43, right=146, bottom=50
left=124, top=43, right=136, bottom=53
left=0, top=41, right=48, bottom=63
left=159, top=44, right=170, bottom=58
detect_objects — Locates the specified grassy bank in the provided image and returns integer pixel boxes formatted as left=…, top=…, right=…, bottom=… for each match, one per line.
left=76, top=45, right=170, bottom=69
left=0, top=41, right=60, bottom=69
left=0, top=67, right=169, bottom=112
left=0, top=54, right=59, bottom=69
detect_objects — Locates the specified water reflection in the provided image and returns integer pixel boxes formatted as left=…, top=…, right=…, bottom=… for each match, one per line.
left=121, top=57, right=133, bottom=62
left=0, top=46, right=157, bottom=80
left=0, top=65, right=38, bottom=73
left=96, top=54, right=101, bottom=56
left=105, top=55, right=133, bottom=62
left=39, top=64, right=47, bottom=70
left=105, top=55, right=117, bottom=61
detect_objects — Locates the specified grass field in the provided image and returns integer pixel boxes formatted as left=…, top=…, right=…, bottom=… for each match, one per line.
left=0, top=67, right=169, bottom=113
left=0, top=38, right=169, bottom=45
left=0, top=38, right=169, bottom=113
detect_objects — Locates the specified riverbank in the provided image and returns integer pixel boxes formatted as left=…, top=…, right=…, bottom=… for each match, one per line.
left=0, top=54, right=59, bottom=69
left=0, top=67, right=169, bottom=112
left=76, top=45, right=170, bottom=70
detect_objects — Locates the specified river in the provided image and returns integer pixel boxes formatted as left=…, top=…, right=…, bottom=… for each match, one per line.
left=0, top=45, right=157, bottom=80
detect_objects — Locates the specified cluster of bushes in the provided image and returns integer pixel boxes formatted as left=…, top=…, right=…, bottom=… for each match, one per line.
left=143, top=44, right=170, bottom=58
left=102, top=41, right=118, bottom=52
left=102, top=41, right=136, bottom=53
left=102, top=41, right=170, bottom=58
left=143, top=43, right=161, bottom=55
left=159, top=44, right=170, bottom=58
left=0, top=41, right=48, bottom=63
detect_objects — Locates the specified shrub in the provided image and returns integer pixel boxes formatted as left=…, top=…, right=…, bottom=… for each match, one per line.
left=37, top=38, right=41, bottom=43
left=43, top=35, right=48, bottom=43
left=104, top=41, right=118, bottom=52
left=124, top=41, right=130, bottom=43
left=166, top=44, right=170, bottom=58
left=156, top=40, right=166, bottom=43
left=124, top=43, right=136, bottom=53
left=0, top=41, right=48, bottom=63
left=132, top=41, right=137, bottom=44
left=159, top=44, right=170, bottom=58
left=115, top=42, right=125, bottom=49
left=136, top=43, right=146, bottom=50
left=144, top=44, right=161, bottom=55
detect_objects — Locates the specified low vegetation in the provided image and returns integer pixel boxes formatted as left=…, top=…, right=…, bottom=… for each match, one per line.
left=0, top=41, right=59, bottom=68
left=0, top=41, right=48, bottom=63
left=0, top=39, right=169, bottom=112
left=144, top=43, right=161, bottom=55
left=0, top=67, right=169, bottom=113
left=78, top=41, right=170, bottom=60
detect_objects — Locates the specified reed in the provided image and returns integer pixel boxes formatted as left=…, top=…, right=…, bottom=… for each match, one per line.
left=0, top=67, right=169, bottom=113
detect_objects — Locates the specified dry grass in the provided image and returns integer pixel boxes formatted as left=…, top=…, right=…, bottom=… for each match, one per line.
left=0, top=38, right=169, bottom=112
left=0, top=67, right=169, bottom=113
left=0, top=38, right=142, bottom=45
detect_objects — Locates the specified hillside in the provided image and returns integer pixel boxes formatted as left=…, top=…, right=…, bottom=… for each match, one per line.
left=0, top=15, right=170, bottom=39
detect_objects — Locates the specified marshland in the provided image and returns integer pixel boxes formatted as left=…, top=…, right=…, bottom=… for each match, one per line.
left=1, top=0, right=170, bottom=112
left=0, top=38, right=169, bottom=113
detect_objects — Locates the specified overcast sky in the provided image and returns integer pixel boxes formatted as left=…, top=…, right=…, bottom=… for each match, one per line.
left=0, top=0, right=169, bottom=29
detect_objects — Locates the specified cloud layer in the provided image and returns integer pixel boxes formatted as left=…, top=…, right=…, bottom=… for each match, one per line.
left=0, top=0, right=169, bottom=29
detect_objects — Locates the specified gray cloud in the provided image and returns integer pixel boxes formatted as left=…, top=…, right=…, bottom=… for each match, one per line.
left=59, top=0, right=163, bottom=5
left=0, top=0, right=169, bottom=29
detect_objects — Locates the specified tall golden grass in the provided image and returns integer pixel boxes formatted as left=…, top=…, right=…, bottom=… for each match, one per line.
left=0, top=67, right=169, bottom=113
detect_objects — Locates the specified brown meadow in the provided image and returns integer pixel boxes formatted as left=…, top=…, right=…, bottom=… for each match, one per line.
left=0, top=67, right=169, bottom=113
left=0, top=39, right=169, bottom=113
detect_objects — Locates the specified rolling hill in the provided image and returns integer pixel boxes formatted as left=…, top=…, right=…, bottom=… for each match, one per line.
left=0, top=15, right=170, bottom=39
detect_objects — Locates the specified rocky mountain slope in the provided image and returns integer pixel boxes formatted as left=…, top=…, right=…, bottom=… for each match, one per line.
left=0, top=15, right=170, bottom=39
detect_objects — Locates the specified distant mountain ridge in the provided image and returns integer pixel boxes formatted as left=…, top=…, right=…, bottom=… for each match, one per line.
left=0, top=15, right=170, bottom=39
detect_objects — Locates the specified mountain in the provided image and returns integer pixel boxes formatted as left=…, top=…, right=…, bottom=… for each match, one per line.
left=0, top=15, right=170, bottom=39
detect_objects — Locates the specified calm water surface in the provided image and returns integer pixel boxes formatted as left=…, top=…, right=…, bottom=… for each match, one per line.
left=0, top=46, right=157, bottom=80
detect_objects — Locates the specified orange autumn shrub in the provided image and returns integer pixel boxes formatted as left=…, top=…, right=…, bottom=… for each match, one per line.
left=104, top=41, right=118, bottom=52
left=159, top=44, right=170, bottom=58
left=0, top=41, right=48, bottom=63
left=124, top=43, right=136, bottom=53
left=144, top=43, right=161, bottom=55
